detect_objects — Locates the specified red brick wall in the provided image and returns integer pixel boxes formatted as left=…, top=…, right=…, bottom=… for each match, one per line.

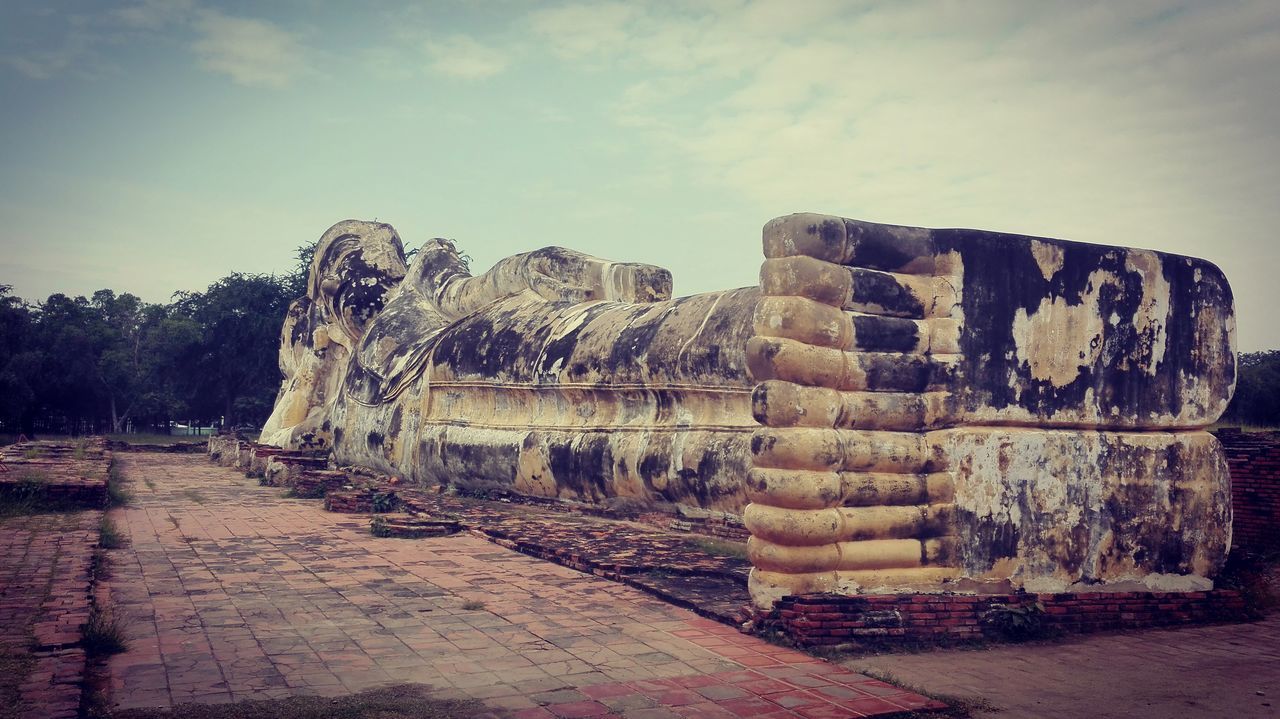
left=763, top=590, right=1249, bottom=647
left=1216, top=429, right=1280, bottom=552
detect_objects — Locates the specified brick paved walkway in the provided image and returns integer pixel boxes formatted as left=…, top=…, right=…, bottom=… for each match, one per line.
left=0, top=510, right=101, bottom=719
left=103, top=453, right=942, bottom=717
left=843, top=615, right=1280, bottom=718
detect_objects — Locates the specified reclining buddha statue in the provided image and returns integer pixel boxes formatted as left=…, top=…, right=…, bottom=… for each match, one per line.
left=261, top=213, right=1236, bottom=608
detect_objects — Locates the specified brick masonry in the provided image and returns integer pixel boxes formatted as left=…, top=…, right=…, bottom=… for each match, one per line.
left=1216, top=429, right=1280, bottom=552
left=0, top=439, right=111, bottom=509
left=762, top=590, right=1251, bottom=647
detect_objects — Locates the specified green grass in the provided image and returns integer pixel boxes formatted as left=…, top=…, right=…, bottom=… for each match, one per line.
left=106, top=433, right=209, bottom=445
left=858, top=668, right=994, bottom=718
left=102, top=684, right=484, bottom=719
left=1210, top=422, right=1280, bottom=432
left=107, top=458, right=133, bottom=507
left=0, top=470, right=50, bottom=517
left=686, top=536, right=749, bottom=561
left=82, top=600, right=130, bottom=657
left=180, top=489, right=208, bottom=504
left=99, top=516, right=128, bottom=549
left=0, top=646, right=36, bottom=719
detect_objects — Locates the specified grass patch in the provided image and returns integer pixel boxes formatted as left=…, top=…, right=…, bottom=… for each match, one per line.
left=82, top=600, right=130, bottom=657
left=179, top=489, right=208, bottom=504
left=1218, top=547, right=1280, bottom=617
left=686, top=536, right=749, bottom=561
left=106, top=458, right=133, bottom=507
left=858, top=668, right=996, bottom=718
left=459, top=599, right=486, bottom=611
left=21, top=447, right=41, bottom=460
left=0, top=646, right=36, bottom=719
left=106, top=683, right=484, bottom=719
left=106, top=433, right=207, bottom=445
left=0, top=470, right=50, bottom=517
left=99, top=516, right=128, bottom=549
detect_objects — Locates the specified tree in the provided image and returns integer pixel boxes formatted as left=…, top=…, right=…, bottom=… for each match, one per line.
left=173, top=273, right=294, bottom=428
left=0, top=285, right=34, bottom=432
left=1226, top=351, right=1280, bottom=428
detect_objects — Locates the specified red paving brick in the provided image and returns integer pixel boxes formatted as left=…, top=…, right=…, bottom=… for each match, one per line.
left=0, top=510, right=102, bottom=719
left=844, top=613, right=1280, bottom=718
left=102, top=453, right=943, bottom=716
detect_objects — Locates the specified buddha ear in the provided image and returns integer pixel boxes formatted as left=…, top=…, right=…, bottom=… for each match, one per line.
left=320, top=275, right=341, bottom=297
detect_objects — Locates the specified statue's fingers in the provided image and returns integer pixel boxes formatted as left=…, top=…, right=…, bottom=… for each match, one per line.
left=751, top=296, right=961, bottom=355
left=763, top=213, right=938, bottom=274
left=760, top=255, right=957, bottom=319
left=745, top=336, right=955, bottom=393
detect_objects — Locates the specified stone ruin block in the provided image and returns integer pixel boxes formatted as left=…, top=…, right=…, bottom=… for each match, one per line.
left=255, top=213, right=1236, bottom=609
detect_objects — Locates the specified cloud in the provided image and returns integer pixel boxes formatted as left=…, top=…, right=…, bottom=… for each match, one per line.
left=112, top=0, right=194, bottom=30
left=191, top=10, right=306, bottom=87
left=424, top=34, right=507, bottom=79
left=1, top=12, right=96, bottom=80
left=528, top=3, right=638, bottom=60
left=515, top=0, right=1280, bottom=348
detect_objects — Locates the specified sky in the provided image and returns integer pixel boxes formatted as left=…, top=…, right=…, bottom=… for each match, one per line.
left=1, top=0, right=1278, bottom=350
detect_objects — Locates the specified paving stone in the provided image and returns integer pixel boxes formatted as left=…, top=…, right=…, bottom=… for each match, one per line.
left=99, top=453, right=942, bottom=717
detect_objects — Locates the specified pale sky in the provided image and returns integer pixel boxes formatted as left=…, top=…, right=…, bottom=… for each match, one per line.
left=2, top=0, right=1278, bottom=350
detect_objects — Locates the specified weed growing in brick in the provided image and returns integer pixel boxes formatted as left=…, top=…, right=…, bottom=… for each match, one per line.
left=82, top=600, right=130, bottom=656
left=107, top=459, right=133, bottom=507
left=686, top=536, right=748, bottom=561
left=99, top=516, right=128, bottom=549
left=0, top=470, right=48, bottom=516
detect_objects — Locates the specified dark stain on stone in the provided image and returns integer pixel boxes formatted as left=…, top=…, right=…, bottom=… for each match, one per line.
left=862, top=354, right=931, bottom=392
left=849, top=269, right=926, bottom=317
left=844, top=219, right=933, bottom=272
left=852, top=315, right=920, bottom=352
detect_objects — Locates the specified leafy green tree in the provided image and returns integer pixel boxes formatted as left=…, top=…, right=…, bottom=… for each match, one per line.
left=0, top=285, right=35, bottom=432
left=1226, top=350, right=1280, bottom=428
left=173, top=273, right=293, bottom=428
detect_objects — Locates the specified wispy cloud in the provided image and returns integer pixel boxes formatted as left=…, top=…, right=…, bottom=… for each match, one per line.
left=424, top=34, right=507, bottom=79
left=111, top=0, right=194, bottom=31
left=191, top=10, right=307, bottom=88
left=1, top=12, right=97, bottom=80
left=519, top=1, right=1280, bottom=238
left=528, top=3, right=637, bottom=60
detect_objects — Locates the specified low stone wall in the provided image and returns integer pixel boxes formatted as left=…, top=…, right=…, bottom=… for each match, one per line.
left=761, top=590, right=1250, bottom=647
left=1217, top=429, right=1280, bottom=552
left=0, top=440, right=111, bottom=509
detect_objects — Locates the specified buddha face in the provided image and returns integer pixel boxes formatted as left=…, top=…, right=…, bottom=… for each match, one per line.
left=260, top=221, right=407, bottom=447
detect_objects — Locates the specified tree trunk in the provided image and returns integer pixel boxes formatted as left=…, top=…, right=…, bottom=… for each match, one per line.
left=110, top=395, right=123, bottom=434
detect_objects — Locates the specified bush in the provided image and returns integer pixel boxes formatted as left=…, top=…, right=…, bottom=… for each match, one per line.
left=981, top=599, right=1050, bottom=641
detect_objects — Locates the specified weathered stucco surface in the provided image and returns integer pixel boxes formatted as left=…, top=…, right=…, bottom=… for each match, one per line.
left=746, top=213, right=1236, bottom=608
left=261, top=224, right=758, bottom=512
left=262, top=212, right=1237, bottom=609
